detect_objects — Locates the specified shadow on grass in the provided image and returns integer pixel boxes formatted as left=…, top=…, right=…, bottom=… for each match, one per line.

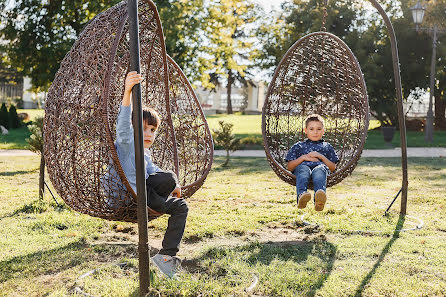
left=360, top=157, right=446, bottom=168
left=0, top=238, right=137, bottom=284
left=353, top=214, right=405, bottom=297
left=0, top=170, right=36, bottom=176
left=0, top=199, right=67, bottom=220
left=427, top=174, right=446, bottom=181
left=248, top=240, right=336, bottom=297
left=212, top=156, right=272, bottom=174
left=180, top=239, right=336, bottom=297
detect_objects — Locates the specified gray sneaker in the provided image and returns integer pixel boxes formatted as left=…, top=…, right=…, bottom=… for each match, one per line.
left=151, top=254, right=181, bottom=278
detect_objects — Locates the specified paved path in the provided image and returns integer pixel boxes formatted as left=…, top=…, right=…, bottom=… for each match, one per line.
left=214, top=147, right=446, bottom=158
left=0, top=149, right=37, bottom=156
left=1, top=148, right=445, bottom=158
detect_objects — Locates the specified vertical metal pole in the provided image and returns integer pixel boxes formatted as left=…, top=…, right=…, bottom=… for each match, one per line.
left=128, top=0, right=150, bottom=295
left=368, top=0, right=408, bottom=215
left=425, top=25, right=437, bottom=143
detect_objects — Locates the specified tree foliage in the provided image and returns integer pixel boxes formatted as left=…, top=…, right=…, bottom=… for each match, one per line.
left=0, top=0, right=121, bottom=92
left=420, top=0, right=446, bottom=129
left=199, top=0, right=262, bottom=114
left=152, top=0, right=204, bottom=80
left=258, top=0, right=446, bottom=127
left=258, top=0, right=366, bottom=73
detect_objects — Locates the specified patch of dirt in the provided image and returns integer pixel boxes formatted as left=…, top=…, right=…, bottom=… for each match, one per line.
left=90, top=225, right=327, bottom=262
left=37, top=271, right=70, bottom=289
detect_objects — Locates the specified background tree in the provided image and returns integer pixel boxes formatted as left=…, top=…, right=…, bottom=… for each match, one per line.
left=0, top=51, right=22, bottom=85
left=26, top=116, right=44, bottom=199
left=258, top=0, right=365, bottom=73
left=212, top=121, right=241, bottom=167
left=0, top=0, right=121, bottom=92
left=199, top=0, right=261, bottom=114
left=153, top=0, right=205, bottom=81
left=422, top=0, right=446, bottom=129
left=258, top=0, right=445, bottom=128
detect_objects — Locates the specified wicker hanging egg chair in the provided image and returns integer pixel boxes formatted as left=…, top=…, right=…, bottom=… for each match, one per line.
left=262, top=31, right=369, bottom=188
left=44, top=0, right=213, bottom=222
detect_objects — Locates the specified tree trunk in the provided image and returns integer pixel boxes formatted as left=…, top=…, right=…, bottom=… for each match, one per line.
left=39, top=153, right=45, bottom=199
left=434, top=94, right=446, bottom=130
left=226, top=71, right=233, bottom=114
left=223, top=150, right=230, bottom=167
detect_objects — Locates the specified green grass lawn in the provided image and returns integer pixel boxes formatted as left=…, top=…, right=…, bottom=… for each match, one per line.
left=17, top=108, right=45, bottom=122
left=1, top=155, right=445, bottom=296
left=2, top=110, right=446, bottom=150
left=0, top=109, right=43, bottom=149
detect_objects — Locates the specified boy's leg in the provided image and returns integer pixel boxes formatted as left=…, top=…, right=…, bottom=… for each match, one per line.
left=146, top=171, right=178, bottom=198
left=158, top=197, right=188, bottom=256
left=311, top=165, right=329, bottom=211
left=294, top=165, right=312, bottom=208
left=149, top=196, right=188, bottom=278
left=146, top=171, right=188, bottom=278
left=146, top=171, right=188, bottom=256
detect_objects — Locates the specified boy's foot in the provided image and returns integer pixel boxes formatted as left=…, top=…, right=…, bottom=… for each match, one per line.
left=314, top=190, right=327, bottom=211
left=151, top=254, right=181, bottom=278
left=297, top=192, right=312, bottom=209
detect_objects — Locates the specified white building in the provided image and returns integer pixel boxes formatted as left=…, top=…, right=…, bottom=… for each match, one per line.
left=195, top=81, right=266, bottom=115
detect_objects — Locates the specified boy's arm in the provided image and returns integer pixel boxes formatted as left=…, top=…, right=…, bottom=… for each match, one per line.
left=116, top=72, right=144, bottom=148
left=307, top=151, right=336, bottom=172
left=285, top=144, right=318, bottom=172
left=116, top=105, right=133, bottom=147
left=287, top=154, right=319, bottom=172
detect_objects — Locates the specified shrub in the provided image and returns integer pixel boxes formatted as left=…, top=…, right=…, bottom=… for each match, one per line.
left=27, top=116, right=45, bottom=199
left=27, top=116, right=44, bottom=153
left=8, top=104, right=22, bottom=129
left=0, top=103, right=8, bottom=129
left=212, top=120, right=241, bottom=166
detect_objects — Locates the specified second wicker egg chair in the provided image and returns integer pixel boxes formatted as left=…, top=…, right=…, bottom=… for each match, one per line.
left=262, top=32, right=369, bottom=188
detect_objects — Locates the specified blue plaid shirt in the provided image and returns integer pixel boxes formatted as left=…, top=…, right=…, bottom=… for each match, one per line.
left=285, top=139, right=339, bottom=170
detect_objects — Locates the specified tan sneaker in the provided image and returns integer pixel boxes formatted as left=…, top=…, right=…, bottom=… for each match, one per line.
left=297, top=192, right=311, bottom=209
left=314, top=190, right=327, bottom=211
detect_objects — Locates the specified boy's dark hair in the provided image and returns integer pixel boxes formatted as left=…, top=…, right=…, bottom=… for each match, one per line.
left=305, top=114, right=324, bottom=128
left=143, top=107, right=161, bottom=127
left=132, top=107, right=161, bottom=128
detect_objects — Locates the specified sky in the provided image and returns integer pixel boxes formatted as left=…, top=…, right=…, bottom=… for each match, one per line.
left=254, top=0, right=285, bottom=11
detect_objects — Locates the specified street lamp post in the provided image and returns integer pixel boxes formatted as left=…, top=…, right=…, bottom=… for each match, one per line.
left=410, top=1, right=446, bottom=143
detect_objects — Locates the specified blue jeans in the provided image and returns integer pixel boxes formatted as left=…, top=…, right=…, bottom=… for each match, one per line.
left=294, top=164, right=329, bottom=197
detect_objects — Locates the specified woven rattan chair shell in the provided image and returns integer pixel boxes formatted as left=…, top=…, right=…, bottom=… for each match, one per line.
left=44, top=0, right=213, bottom=223
left=262, top=32, right=369, bottom=188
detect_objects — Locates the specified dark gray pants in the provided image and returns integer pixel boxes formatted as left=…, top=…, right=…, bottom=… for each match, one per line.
left=146, top=171, right=188, bottom=256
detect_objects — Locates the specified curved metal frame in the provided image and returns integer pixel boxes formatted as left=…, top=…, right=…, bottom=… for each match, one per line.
left=367, top=0, right=408, bottom=215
